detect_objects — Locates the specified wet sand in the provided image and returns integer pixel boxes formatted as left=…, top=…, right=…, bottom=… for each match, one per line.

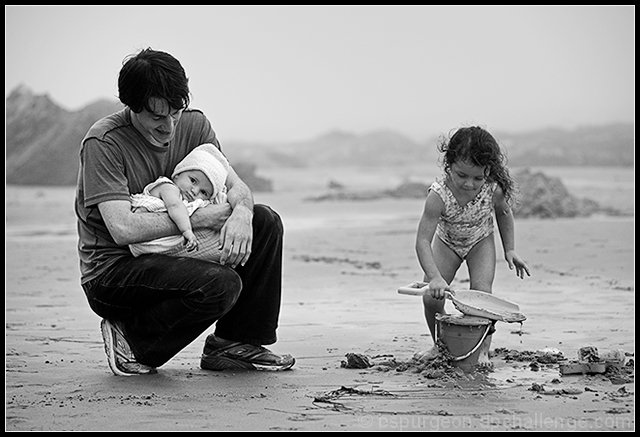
left=5, top=186, right=635, bottom=431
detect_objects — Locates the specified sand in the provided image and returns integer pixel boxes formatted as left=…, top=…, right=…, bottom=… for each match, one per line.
left=5, top=181, right=635, bottom=431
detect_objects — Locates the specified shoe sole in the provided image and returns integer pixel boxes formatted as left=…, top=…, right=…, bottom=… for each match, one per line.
left=100, top=319, right=132, bottom=377
left=200, top=355, right=295, bottom=372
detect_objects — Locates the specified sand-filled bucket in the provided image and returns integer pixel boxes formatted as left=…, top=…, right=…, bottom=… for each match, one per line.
left=436, top=313, right=493, bottom=372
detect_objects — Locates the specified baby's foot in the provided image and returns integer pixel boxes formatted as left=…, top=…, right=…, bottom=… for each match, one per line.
left=413, top=346, right=440, bottom=363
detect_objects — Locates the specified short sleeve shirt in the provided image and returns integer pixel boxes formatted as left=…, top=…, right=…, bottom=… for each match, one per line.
left=74, top=107, right=221, bottom=283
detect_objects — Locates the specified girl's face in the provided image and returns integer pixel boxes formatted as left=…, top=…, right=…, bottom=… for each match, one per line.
left=448, top=160, right=488, bottom=193
left=173, top=170, right=214, bottom=202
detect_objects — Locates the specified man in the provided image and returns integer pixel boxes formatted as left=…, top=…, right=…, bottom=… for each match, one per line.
left=75, top=48, right=294, bottom=376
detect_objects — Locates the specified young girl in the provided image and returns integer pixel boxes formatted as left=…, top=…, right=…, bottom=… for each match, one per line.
left=414, top=126, right=530, bottom=366
left=128, top=143, right=230, bottom=260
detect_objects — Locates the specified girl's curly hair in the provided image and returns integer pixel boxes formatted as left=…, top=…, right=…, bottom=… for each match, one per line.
left=438, top=126, right=516, bottom=206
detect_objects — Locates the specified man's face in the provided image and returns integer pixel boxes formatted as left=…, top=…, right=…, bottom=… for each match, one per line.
left=133, top=97, right=184, bottom=146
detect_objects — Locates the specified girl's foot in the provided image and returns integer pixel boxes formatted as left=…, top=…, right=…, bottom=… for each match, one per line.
left=476, top=336, right=493, bottom=370
left=413, top=346, right=440, bottom=362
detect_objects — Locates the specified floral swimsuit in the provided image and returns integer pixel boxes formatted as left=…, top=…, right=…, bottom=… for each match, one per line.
left=429, top=176, right=497, bottom=259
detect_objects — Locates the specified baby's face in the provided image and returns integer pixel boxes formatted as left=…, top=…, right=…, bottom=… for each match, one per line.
left=173, top=170, right=214, bottom=201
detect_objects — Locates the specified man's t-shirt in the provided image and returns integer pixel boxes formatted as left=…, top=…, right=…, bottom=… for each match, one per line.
left=75, top=107, right=219, bottom=284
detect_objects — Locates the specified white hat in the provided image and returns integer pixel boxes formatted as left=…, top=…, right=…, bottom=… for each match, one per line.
left=172, top=143, right=230, bottom=202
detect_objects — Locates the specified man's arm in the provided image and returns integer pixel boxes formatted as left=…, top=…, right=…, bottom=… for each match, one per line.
left=98, top=199, right=231, bottom=246
left=99, top=200, right=180, bottom=246
left=218, top=166, right=255, bottom=267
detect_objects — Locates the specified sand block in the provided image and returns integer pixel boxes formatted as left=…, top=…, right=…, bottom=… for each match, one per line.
left=559, top=361, right=607, bottom=375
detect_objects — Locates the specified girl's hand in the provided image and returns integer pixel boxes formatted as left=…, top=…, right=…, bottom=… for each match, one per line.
left=505, top=250, right=530, bottom=279
left=429, top=277, right=451, bottom=300
left=183, top=230, right=198, bottom=252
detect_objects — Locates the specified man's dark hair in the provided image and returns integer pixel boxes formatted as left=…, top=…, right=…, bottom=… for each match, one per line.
left=118, top=48, right=190, bottom=113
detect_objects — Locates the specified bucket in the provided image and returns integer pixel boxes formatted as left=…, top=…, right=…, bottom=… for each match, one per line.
left=436, top=313, right=494, bottom=372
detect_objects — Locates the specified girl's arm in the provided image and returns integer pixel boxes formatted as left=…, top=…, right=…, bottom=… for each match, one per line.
left=493, top=186, right=530, bottom=278
left=416, top=191, right=450, bottom=298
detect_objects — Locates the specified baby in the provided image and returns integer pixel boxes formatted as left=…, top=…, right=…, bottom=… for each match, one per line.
left=128, top=143, right=229, bottom=260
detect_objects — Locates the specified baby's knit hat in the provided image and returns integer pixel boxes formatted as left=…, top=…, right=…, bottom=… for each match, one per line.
left=172, top=143, right=230, bottom=202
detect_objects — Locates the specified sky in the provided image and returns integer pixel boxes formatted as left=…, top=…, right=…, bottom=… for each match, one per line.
left=5, top=5, right=635, bottom=143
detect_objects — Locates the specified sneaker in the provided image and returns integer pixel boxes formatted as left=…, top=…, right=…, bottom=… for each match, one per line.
left=200, top=334, right=295, bottom=371
left=100, top=319, right=157, bottom=376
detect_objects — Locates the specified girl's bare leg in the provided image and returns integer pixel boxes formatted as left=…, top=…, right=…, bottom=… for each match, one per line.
left=416, top=237, right=461, bottom=361
left=466, top=234, right=496, bottom=369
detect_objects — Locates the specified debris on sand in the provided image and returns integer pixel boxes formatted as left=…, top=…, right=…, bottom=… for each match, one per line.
left=494, top=346, right=634, bottom=384
left=313, top=385, right=394, bottom=404
left=529, top=382, right=584, bottom=396
left=492, top=347, right=565, bottom=364
left=341, top=346, right=634, bottom=385
left=343, top=343, right=478, bottom=381
left=604, top=359, right=635, bottom=384
left=557, top=346, right=634, bottom=382
left=340, top=353, right=372, bottom=369
left=578, top=346, right=600, bottom=362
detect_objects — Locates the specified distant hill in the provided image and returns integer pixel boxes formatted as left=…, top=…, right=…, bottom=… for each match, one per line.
left=5, top=86, right=272, bottom=190
left=5, top=86, right=634, bottom=187
left=496, top=125, right=634, bottom=167
left=222, top=129, right=438, bottom=169
left=223, top=123, right=634, bottom=169
left=6, top=85, right=124, bottom=185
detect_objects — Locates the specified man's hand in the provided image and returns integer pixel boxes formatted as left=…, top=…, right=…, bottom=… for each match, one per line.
left=219, top=205, right=253, bottom=268
left=191, top=203, right=232, bottom=232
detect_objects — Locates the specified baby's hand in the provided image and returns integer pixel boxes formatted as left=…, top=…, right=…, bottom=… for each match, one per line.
left=183, top=230, right=198, bottom=252
left=505, top=250, right=530, bottom=279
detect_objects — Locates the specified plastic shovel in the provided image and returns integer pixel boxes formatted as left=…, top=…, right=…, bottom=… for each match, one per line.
left=397, top=281, right=526, bottom=323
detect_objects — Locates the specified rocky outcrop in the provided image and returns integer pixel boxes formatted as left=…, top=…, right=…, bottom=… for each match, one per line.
left=6, top=85, right=124, bottom=185
left=306, top=169, right=622, bottom=218
left=511, top=168, right=620, bottom=218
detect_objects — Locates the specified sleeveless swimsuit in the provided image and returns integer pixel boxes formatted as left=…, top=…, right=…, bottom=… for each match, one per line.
left=429, top=177, right=497, bottom=259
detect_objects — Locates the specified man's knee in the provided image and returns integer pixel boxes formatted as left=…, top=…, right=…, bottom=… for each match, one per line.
left=199, top=267, right=242, bottom=310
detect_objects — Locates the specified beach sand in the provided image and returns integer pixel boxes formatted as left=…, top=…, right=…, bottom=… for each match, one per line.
left=5, top=183, right=635, bottom=431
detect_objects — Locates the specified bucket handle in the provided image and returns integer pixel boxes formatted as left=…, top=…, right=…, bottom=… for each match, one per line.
left=436, top=319, right=493, bottom=362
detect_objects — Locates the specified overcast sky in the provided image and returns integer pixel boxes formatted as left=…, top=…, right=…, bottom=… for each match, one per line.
left=5, top=5, right=634, bottom=143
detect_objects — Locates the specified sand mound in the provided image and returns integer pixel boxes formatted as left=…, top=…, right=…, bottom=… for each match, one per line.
left=512, top=168, right=620, bottom=218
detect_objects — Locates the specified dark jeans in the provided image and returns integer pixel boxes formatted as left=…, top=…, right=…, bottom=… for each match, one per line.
left=82, top=204, right=283, bottom=368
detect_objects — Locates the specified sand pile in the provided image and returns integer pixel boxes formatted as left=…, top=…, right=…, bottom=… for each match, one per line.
left=341, top=346, right=634, bottom=385
left=512, top=168, right=620, bottom=218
